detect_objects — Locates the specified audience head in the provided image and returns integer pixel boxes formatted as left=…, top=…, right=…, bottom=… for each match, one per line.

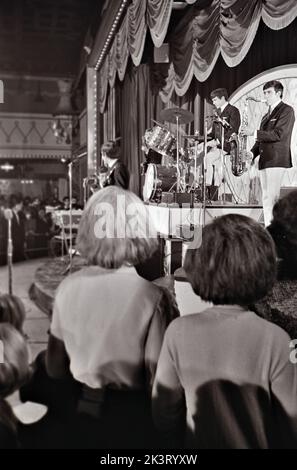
left=32, top=197, right=41, bottom=207
left=0, top=323, right=30, bottom=398
left=268, top=189, right=297, bottom=277
left=184, top=214, right=277, bottom=306
left=62, top=196, right=70, bottom=209
left=9, top=195, right=23, bottom=212
left=77, top=186, right=158, bottom=269
left=0, top=294, right=26, bottom=332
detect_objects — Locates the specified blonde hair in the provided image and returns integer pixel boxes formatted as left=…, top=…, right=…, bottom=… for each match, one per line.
left=0, top=324, right=30, bottom=398
left=77, top=186, right=158, bottom=268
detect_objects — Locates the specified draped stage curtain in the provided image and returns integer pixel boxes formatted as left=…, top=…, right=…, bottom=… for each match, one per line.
left=96, top=0, right=297, bottom=195
left=98, top=0, right=297, bottom=111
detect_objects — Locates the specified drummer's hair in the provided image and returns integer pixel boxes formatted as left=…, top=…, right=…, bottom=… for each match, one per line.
left=210, top=88, right=228, bottom=100
left=184, top=214, right=276, bottom=306
left=101, top=140, right=121, bottom=160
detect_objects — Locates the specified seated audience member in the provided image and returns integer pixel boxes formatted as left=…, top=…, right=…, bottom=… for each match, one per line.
left=153, top=214, right=297, bottom=449
left=0, top=294, right=25, bottom=332
left=70, top=196, right=82, bottom=210
left=25, top=186, right=178, bottom=448
left=34, top=207, right=53, bottom=256
left=100, top=140, right=130, bottom=190
left=253, top=189, right=297, bottom=338
left=58, top=196, right=70, bottom=211
left=0, top=324, right=31, bottom=449
left=24, top=207, right=37, bottom=257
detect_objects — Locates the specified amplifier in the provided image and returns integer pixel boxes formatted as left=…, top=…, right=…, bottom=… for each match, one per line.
left=174, top=192, right=193, bottom=206
left=161, top=192, right=175, bottom=204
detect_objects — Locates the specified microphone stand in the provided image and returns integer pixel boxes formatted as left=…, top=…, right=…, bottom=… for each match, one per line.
left=7, top=216, right=13, bottom=294
left=220, top=124, right=226, bottom=204
left=68, top=160, right=73, bottom=272
left=175, top=114, right=181, bottom=192
left=203, top=119, right=208, bottom=226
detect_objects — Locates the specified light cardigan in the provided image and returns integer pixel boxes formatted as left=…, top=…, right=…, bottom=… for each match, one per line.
left=153, top=305, right=297, bottom=449
left=50, top=265, right=179, bottom=389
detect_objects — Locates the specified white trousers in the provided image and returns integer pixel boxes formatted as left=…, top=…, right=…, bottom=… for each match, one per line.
left=259, top=167, right=286, bottom=226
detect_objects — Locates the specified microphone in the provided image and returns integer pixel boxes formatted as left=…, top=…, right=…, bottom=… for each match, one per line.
left=246, top=96, right=266, bottom=103
left=4, top=209, right=13, bottom=220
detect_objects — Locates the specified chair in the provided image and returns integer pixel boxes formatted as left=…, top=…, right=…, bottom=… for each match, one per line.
left=51, top=210, right=82, bottom=258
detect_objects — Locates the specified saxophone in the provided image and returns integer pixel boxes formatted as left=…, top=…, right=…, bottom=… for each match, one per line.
left=229, top=99, right=250, bottom=177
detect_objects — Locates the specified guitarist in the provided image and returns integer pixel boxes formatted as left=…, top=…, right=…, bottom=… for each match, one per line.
left=101, top=140, right=130, bottom=190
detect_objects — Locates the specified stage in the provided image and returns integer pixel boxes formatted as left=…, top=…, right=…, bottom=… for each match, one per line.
left=146, top=202, right=263, bottom=236
left=30, top=256, right=87, bottom=316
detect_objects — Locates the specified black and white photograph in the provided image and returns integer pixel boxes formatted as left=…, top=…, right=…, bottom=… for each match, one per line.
left=0, top=0, right=297, bottom=455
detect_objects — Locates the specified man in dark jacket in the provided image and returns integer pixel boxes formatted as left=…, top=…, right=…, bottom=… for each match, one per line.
left=209, top=88, right=241, bottom=153
left=101, top=140, right=130, bottom=190
left=206, top=88, right=241, bottom=197
left=251, top=80, right=295, bottom=226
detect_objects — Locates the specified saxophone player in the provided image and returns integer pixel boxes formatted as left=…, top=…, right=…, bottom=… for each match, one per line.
left=249, top=81, right=295, bottom=227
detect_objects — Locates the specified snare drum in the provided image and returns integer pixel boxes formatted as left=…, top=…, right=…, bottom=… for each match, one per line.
left=143, top=164, right=177, bottom=202
left=144, top=126, right=176, bottom=157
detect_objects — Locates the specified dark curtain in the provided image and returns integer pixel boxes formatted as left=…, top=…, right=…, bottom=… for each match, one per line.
left=201, top=18, right=297, bottom=100
left=116, top=62, right=201, bottom=196
left=116, top=63, right=162, bottom=195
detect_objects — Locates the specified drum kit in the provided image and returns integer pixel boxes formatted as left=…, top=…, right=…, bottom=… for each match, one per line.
left=142, top=107, right=211, bottom=204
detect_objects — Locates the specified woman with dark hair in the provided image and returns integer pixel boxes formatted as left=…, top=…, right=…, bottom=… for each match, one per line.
left=44, top=186, right=178, bottom=448
left=253, top=189, right=297, bottom=338
left=153, top=214, right=297, bottom=449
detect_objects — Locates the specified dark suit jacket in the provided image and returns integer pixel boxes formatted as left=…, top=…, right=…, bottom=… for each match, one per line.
left=251, top=101, right=295, bottom=170
left=211, top=103, right=241, bottom=153
left=104, top=161, right=130, bottom=190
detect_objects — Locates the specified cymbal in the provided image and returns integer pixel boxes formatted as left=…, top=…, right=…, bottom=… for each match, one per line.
left=183, top=135, right=212, bottom=141
left=160, top=107, right=194, bottom=125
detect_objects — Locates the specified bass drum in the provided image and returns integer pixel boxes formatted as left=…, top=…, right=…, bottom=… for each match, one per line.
left=143, top=164, right=177, bottom=202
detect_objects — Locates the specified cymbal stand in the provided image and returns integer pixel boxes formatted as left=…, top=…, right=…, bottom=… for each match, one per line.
left=187, top=138, right=201, bottom=194
left=175, top=114, right=181, bottom=192
left=68, top=160, right=73, bottom=271
left=220, top=125, right=226, bottom=204
left=202, top=120, right=209, bottom=226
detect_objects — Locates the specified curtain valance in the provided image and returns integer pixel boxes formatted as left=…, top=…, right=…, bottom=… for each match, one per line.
left=98, top=0, right=297, bottom=111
